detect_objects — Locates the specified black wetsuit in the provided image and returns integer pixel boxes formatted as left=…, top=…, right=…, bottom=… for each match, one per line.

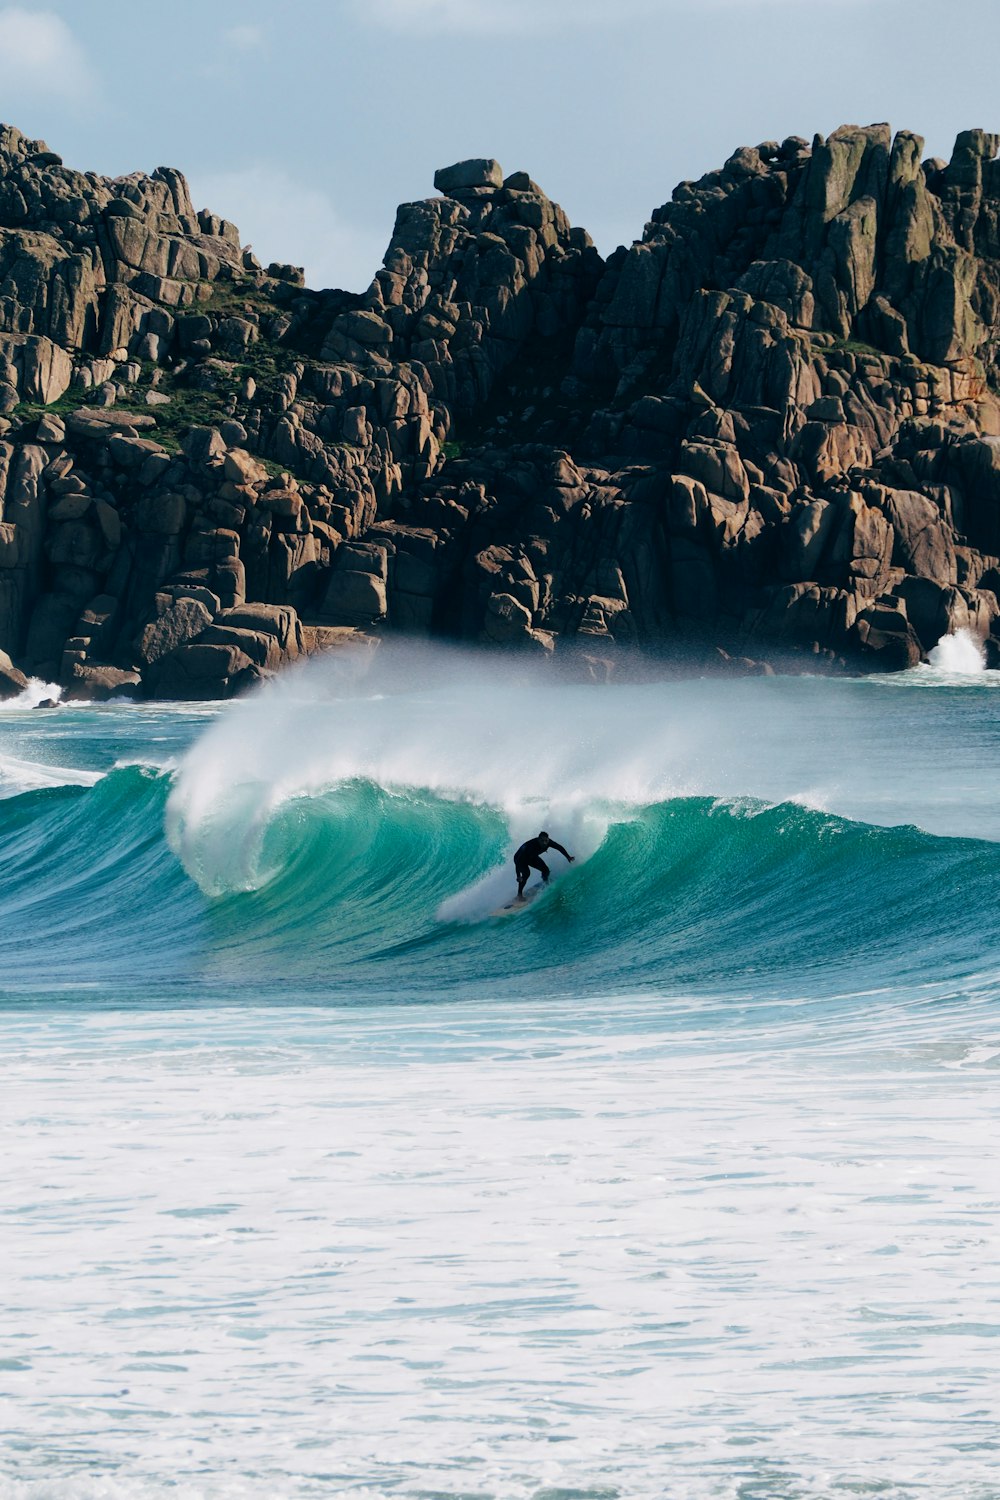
left=514, top=836, right=571, bottom=896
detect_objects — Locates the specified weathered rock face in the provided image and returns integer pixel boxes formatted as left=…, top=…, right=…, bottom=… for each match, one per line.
left=321, top=162, right=602, bottom=422
left=575, top=124, right=1000, bottom=383
left=4, top=122, right=1000, bottom=696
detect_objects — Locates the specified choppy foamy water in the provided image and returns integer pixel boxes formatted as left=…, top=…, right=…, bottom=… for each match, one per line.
left=2, top=1004, right=1000, bottom=1500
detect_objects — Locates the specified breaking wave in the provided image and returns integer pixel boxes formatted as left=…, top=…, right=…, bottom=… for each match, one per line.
left=2, top=640, right=999, bottom=1011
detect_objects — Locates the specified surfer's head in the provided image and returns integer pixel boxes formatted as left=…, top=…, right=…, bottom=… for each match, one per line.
left=538, top=831, right=550, bottom=847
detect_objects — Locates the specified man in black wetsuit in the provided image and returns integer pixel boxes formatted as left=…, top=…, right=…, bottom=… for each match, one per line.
left=513, top=831, right=574, bottom=899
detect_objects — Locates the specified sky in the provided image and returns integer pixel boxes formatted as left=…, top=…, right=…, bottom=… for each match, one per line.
left=1, top=0, right=998, bottom=293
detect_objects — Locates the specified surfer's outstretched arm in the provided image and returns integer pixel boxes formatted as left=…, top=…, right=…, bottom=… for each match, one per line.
left=549, top=840, right=573, bottom=862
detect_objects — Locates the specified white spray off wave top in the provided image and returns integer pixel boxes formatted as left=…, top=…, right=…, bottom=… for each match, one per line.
left=165, top=639, right=1000, bottom=899
left=165, top=644, right=663, bottom=898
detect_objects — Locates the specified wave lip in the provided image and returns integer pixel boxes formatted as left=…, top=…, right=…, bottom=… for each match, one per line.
left=0, top=753, right=101, bottom=800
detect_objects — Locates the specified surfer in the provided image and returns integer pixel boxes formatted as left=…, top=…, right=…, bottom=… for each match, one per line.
left=514, top=831, right=574, bottom=900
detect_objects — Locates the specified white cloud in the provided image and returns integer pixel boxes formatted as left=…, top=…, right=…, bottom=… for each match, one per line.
left=186, top=165, right=388, bottom=293
left=358, top=0, right=873, bottom=32
left=356, top=0, right=618, bottom=34
left=0, top=7, right=95, bottom=104
left=225, top=23, right=266, bottom=51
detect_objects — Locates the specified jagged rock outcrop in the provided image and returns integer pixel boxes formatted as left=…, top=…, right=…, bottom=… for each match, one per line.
left=4, top=125, right=1000, bottom=697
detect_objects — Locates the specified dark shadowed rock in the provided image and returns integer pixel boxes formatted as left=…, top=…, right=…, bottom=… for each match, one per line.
left=137, top=598, right=213, bottom=666
left=63, top=662, right=140, bottom=700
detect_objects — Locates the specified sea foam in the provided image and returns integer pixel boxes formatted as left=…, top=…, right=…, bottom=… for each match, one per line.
left=927, top=627, right=987, bottom=674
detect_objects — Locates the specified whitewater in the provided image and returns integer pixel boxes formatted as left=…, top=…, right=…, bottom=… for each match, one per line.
left=2, top=637, right=1000, bottom=1499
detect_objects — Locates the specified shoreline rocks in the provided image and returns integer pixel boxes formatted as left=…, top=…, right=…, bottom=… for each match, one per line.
left=3, top=123, right=1000, bottom=697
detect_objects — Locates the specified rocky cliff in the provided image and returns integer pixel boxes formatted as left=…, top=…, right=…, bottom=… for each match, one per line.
left=3, top=121, right=1000, bottom=699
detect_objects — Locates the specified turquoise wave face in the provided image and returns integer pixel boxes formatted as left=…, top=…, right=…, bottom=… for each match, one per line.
left=201, top=786, right=1000, bottom=1001
left=3, top=761, right=999, bottom=1008
left=0, top=768, right=207, bottom=996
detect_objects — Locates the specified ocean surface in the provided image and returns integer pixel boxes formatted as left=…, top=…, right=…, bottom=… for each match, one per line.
left=2, top=634, right=999, bottom=1499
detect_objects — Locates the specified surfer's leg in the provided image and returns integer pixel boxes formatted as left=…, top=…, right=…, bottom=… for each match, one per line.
left=537, top=858, right=550, bottom=883
left=515, top=860, right=529, bottom=897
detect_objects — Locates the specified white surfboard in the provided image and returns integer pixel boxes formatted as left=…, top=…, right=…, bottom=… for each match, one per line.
left=495, top=881, right=546, bottom=915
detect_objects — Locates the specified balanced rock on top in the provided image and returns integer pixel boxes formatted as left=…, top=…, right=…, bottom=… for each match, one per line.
left=433, top=159, right=504, bottom=193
